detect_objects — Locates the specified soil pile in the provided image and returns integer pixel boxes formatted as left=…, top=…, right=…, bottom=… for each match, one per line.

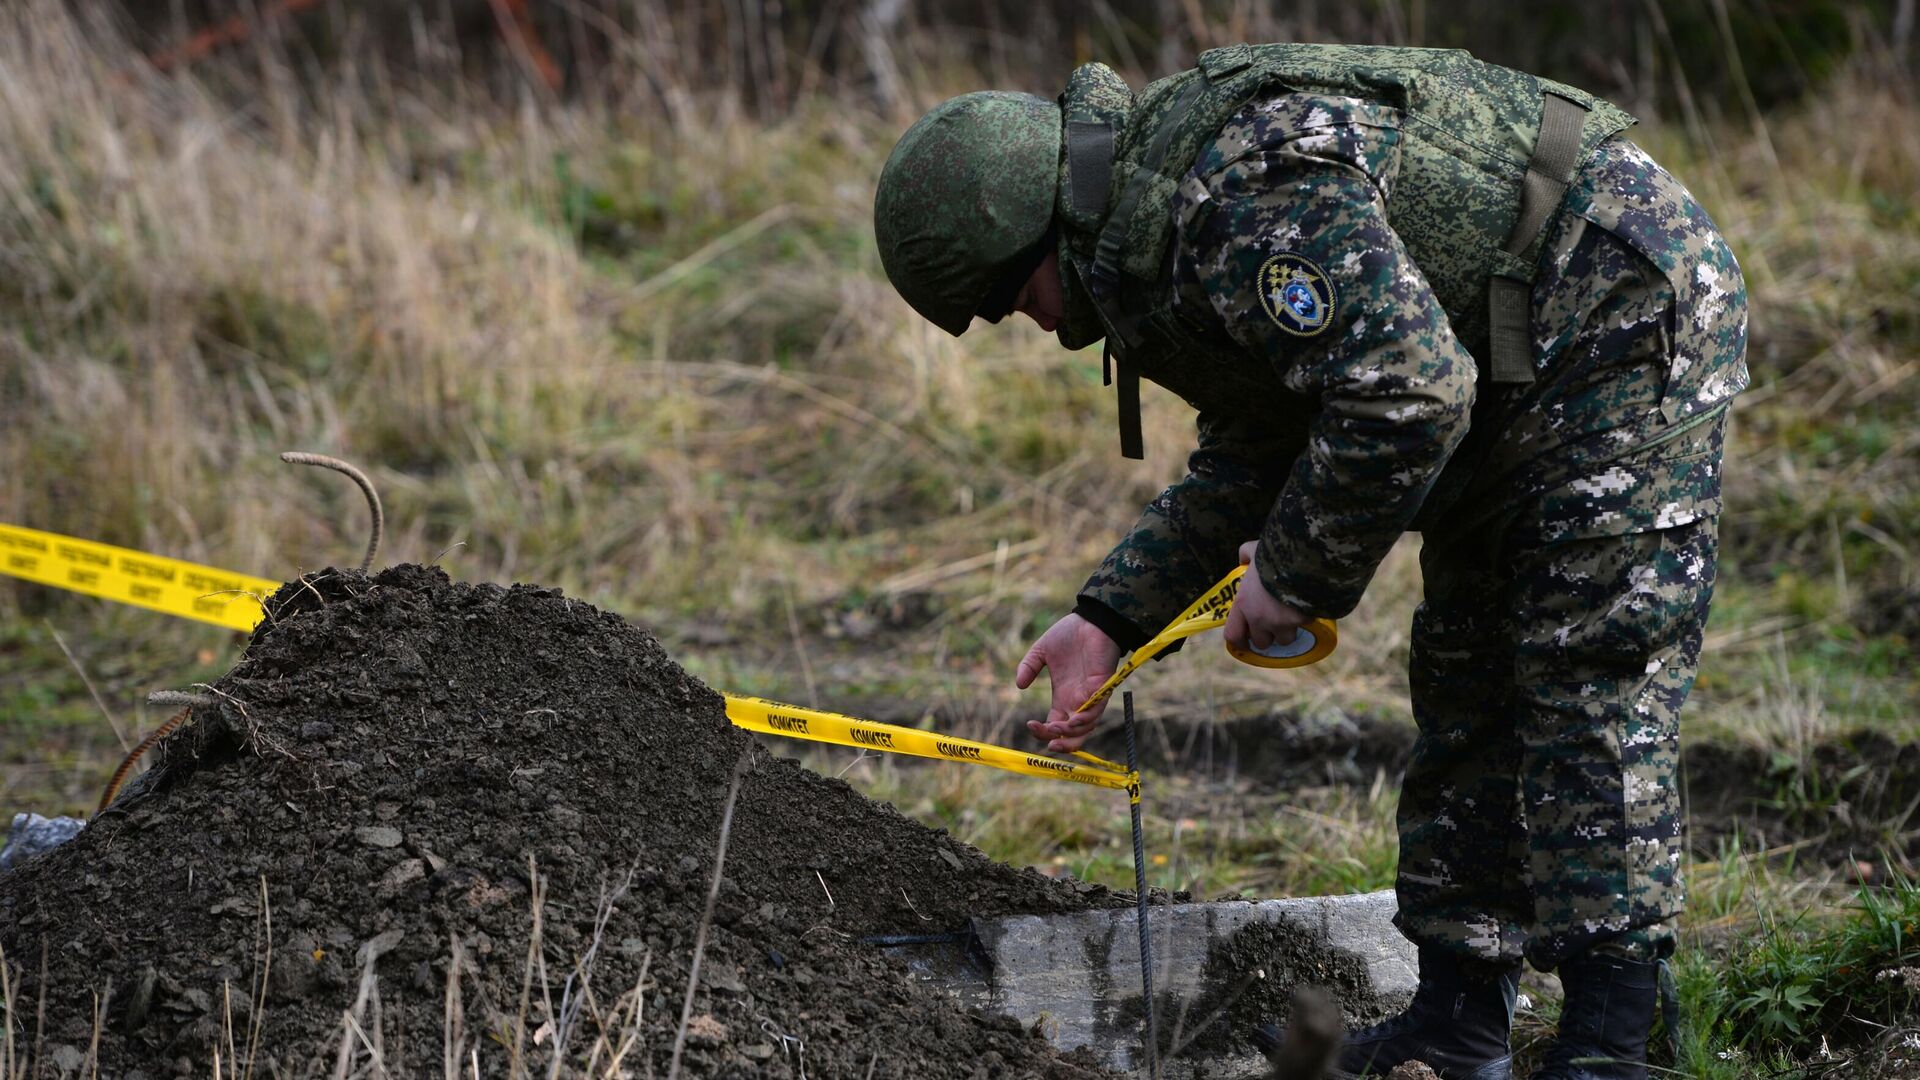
left=0, top=565, right=1124, bottom=1078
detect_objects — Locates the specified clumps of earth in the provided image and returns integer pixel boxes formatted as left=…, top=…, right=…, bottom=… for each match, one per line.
left=0, top=565, right=1129, bottom=1077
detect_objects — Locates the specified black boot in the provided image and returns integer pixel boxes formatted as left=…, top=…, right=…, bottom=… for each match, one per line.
left=1532, top=951, right=1660, bottom=1079
left=1253, top=949, right=1516, bottom=1080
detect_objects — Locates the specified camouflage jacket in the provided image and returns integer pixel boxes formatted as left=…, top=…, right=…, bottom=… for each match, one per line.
left=1068, top=55, right=1748, bottom=648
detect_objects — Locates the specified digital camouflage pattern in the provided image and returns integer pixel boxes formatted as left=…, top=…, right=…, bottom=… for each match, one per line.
left=1051, top=45, right=1634, bottom=357
left=872, top=46, right=1748, bottom=968
left=874, top=91, right=1060, bottom=336
left=1400, top=509, right=1717, bottom=970
left=1072, top=94, right=1747, bottom=965
left=1393, top=136, right=1744, bottom=968
left=1075, top=98, right=1748, bottom=633
left=1079, top=92, right=1478, bottom=625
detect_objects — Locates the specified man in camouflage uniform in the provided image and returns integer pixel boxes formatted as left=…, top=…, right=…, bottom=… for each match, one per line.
left=874, top=44, right=1746, bottom=1080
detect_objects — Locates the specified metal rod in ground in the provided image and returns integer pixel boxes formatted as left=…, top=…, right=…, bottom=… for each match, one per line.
left=1125, top=691, right=1159, bottom=1080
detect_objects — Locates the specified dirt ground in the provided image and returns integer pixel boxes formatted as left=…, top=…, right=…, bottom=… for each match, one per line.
left=0, top=565, right=1131, bottom=1077
left=3, top=564, right=1910, bottom=1077
left=1075, top=708, right=1920, bottom=877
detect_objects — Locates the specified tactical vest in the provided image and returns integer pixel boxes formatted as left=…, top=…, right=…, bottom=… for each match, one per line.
left=1053, top=43, right=1636, bottom=458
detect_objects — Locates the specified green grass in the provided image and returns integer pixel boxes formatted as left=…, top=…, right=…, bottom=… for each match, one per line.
left=0, top=615, right=236, bottom=819
left=1670, top=871, right=1920, bottom=1075
left=844, top=748, right=1401, bottom=900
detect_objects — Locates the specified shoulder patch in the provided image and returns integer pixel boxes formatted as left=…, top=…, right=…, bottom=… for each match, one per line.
left=1257, top=252, right=1336, bottom=337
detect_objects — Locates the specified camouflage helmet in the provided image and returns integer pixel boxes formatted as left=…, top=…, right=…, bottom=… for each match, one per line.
left=874, top=91, right=1061, bottom=336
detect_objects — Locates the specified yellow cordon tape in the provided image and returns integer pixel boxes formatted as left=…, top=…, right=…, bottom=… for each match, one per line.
left=1072, top=563, right=1339, bottom=719
left=0, top=524, right=1335, bottom=802
left=0, top=522, right=1138, bottom=794
left=0, top=524, right=280, bottom=633
left=727, top=565, right=1338, bottom=792
left=723, top=695, right=1136, bottom=796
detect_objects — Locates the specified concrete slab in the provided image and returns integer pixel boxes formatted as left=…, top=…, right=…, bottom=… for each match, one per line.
left=966, top=891, right=1415, bottom=1078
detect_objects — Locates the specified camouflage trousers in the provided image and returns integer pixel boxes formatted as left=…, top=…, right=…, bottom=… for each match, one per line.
left=1394, top=501, right=1717, bottom=971
left=1391, top=141, right=1744, bottom=972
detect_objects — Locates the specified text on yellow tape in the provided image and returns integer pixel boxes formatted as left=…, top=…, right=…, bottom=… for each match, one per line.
left=725, top=695, right=1137, bottom=796
left=0, top=521, right=1139, bottom=798
left=0, top=524, right=280, bottom=633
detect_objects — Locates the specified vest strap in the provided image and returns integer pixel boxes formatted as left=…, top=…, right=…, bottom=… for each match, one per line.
left=1062, top=109, right=1138, bottom=457
left=1508, top=91, right=1588, bottom=260
left=1112, top=343, right=1144, bottom=460
left=1091, top=77, right=1206, bottom=321
left=1488, top=90, right=1589, bottom=385
left=1486, top=276, right=1534, bottom=384
left=1087, top=75, right=1206, bottom=459
left=1065, top=119, right=1115, bottom=217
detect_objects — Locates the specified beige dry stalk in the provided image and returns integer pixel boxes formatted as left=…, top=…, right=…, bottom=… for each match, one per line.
left=530, top=856, right=558, bottom=1076
left=0, top=938, right=14, bottom=1080
left=243, top=876, right=272, bottom=1080
left=586, top=948, right=652, bottom=1076
left=546, top=864, right=637, bottom=1077
left=665, top=750, right=753, bottom=1080
left=83, top=979, right=107, bottom=1080
left=442, top=937, right=465, bottom=1080
left=508, top=852, right=549, bottom=1077
left=334, top=930, right=401, bottom=1080
left=46, top=625, right=128, bottom=752
left=222, top=980, right=237, bottom=1080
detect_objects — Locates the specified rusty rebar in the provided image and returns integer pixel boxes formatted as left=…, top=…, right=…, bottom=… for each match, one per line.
left=280, top=452, right=383, bottom=571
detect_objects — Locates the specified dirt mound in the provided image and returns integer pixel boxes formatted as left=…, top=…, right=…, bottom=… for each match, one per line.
left=0, top=565, right=1123, bottom=1077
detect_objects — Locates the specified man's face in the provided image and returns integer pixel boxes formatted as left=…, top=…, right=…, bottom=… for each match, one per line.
left=1011, top=251, right=1064, bottom=333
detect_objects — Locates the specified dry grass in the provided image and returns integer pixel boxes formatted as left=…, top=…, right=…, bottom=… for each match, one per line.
left=0, top=1, right=1433, bottom=820
left=1, top=5, right=1908, bottom=740
left=0, top=12, right=1913, bottom=1078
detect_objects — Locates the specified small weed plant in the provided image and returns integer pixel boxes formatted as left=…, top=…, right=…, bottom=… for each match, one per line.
left=1679, top=867, right=1920, bottom=1071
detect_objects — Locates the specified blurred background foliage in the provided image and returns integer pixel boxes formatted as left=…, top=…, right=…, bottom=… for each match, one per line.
left=1, top=0, right=1909, bottom=818
left=102, top=0, right=1914, bottom=117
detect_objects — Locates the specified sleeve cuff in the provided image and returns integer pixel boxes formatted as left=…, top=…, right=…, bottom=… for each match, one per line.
left=1253, top=540, right=1356, bottom=620
left=1072, top=595, right=1154, bottom=653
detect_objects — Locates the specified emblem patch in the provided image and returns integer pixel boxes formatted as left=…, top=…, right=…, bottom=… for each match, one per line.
left=1257, top=252, right=1336, bottom=337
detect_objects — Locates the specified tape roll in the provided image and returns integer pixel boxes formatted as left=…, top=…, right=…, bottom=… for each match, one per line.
left=1224, top=622, right=1338, bottom=668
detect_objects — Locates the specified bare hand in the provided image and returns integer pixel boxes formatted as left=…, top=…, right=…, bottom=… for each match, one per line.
left=1015, top=613, right=1122, bottom=752
left=1224, top=540, right=1309, bottom=652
